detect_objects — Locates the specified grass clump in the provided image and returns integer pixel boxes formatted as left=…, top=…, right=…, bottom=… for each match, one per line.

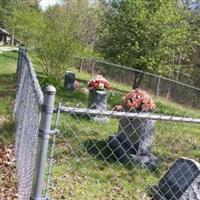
left=0, top=51, right=17, bottom=143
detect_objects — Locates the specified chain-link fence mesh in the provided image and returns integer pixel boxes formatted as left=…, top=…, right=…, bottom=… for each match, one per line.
left=46, top=104, right=200, bottom=200
left=14, top=48, right=43, bottom=200
left=75, top=57, right=200, bottom=109
left=13, top=49, right=200, bottom=200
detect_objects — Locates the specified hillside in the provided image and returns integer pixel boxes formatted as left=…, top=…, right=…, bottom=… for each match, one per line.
left=0, top=51, right=17, bottom=199
left=1, top=51, right=200, bottom=199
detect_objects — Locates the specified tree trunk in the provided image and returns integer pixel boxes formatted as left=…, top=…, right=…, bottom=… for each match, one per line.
left=132, top=71, right=144, bottom=89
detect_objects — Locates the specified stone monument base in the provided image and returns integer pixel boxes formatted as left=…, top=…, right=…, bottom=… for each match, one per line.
left=88, top=89, right=109, bottom=123
left=108, top=135, right=159, bottom=171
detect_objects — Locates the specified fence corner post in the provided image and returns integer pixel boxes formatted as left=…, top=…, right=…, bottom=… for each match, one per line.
left=30, top=85, right=56, bottom=200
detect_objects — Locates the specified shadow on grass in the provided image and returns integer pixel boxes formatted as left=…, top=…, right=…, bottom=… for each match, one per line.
left=37, top=73, right=88, bottom=106
left=82, top=139, right=117, bottom=163
left=0, top=120, right=15, bottom=143
left=82, top=139, right=162, bottom=177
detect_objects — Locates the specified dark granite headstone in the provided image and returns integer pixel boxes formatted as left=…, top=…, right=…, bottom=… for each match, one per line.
left=64, top=71, right=75, bottom=90
left=151, top=157, right=200, bottom=200
left=108, top=116, right=159, bottom=170
left=88, top=88, right=109, bottom=122
left=118, top=117, right=154, bottom=155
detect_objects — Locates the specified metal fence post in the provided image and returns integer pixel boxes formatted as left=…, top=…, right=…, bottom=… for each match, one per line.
left=80, top=57, right=84, bottom=72
left=30, top=85, right=56, bottom=200
left=156, top=76, right=161, bottom=98
left=92, top=61, right=95, bottom=78
left=45, top=103, right=61, bottom=198
left=16, top=47, right=21, bottom=83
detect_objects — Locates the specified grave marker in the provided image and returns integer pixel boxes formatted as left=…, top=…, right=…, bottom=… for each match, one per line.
left=88, top=88, right=109, bottom=122
left=151, top=157, right=200, bottom=200
left=64, top=71, right=75, bottom=90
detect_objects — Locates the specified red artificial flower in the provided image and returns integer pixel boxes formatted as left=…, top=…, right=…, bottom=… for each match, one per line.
left=114, top=89, right=156, bottom=112
left=87, top=75, right=112, bottom=90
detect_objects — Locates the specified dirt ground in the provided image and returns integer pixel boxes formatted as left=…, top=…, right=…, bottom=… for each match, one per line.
left=0, top=144, right=17, bottom=200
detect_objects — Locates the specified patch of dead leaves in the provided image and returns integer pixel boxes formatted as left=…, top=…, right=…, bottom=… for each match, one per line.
left=0, top=117, right=9, bottom=126
left=0, top=144, right=17, bottom=200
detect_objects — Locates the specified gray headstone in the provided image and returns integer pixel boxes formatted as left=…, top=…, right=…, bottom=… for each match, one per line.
left=118, top=117, right=155, bottom=155
left=108, top=116, right=159, bottom=170
left=64, top=71, right=75, bottom=90
left=151, top=157, right=200, bottom=200
left=88, top=88, right=109, bottom=122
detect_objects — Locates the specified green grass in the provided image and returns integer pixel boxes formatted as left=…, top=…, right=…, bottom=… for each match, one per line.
left=1, top=52, right=200, bottom=199
left=38, top=67, right=200, bottom=199
left=0, top=51, right=17, bottom=143
left=37, top=65, right=200, bottom=118
left=47, top=111, right=200, bottom=199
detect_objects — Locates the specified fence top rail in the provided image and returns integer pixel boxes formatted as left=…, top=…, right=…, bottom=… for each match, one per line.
left=76, top=56, right=200, bottom=92
left=20, top=48, right=43, bottom=105
left=59, top=106, right=200, bottom=124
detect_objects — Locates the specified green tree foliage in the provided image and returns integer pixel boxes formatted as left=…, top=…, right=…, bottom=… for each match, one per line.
left=36, top=0, right=102, bottom=77
left=0, top=0, right=13, bottom=27
left=152, top=1, right=194, bottom=78
left=182, top=0, right=200, bottom=88
left=2, top=0, right=102, bottom=77
left=97, top=0, right=194, bottom=88
left=2, top=0, right=200, bottom=88
left=36, top=4, right=82, bottom=77
left=4, top=2, right=43, bottom=45
left=0, top=0, right=40, bottom=27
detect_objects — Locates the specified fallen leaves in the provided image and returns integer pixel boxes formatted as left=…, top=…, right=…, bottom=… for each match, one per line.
left=0, top=144, right=17, bottom=200
left=0, top=117, right=9, bottom=126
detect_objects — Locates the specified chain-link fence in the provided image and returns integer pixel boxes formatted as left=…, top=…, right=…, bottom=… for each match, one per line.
left=46, top=105, right=200, bottom=200
left=14, top=49, right=200, bottom=200
left=76, top=57, right=200, bottom=109
left=14, top=48, right=43, bottom=199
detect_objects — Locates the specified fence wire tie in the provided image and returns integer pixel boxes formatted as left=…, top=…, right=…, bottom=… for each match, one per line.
left=53, top=107, right=62, bottom=113
left=38, top=128, right=59, bottom=137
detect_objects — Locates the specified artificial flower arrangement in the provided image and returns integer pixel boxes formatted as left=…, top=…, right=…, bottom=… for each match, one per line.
left=74, top=80, right=80, bottom=89
left=87, top=75, right=112, bottom=90
left=114, top=88, right=156, bottom=112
